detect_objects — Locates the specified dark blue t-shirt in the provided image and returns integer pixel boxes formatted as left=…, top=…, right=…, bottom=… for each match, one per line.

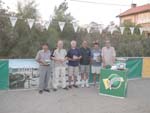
left=67, top=48, right=81, bottom=66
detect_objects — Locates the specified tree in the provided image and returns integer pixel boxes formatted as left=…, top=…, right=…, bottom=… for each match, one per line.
left=51, top=1, right=76, bottom=46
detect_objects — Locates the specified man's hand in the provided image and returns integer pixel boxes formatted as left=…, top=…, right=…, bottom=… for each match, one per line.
left=40, top=60, right=49, bottom=66
left=59, top=59, right=66, bottom=63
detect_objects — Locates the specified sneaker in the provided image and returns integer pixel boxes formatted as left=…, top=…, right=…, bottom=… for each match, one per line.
left=81, top=80, right=85, bottom=88
left=73, top=85, right=79, bottom=88
left=53, top=88, right=57, bottom=92
left=63, top=87, right=69, bottom=90
left=85, top=80, right=89, bottom=88
left=85, top=83, right=89, bottom=88
left=44, top=89, right=50, bottom=92
left=81, top=83, right=85, bottom=88
left=68, top=85, right=72, bottom=89
left=39, top=90, right=43, bottom=94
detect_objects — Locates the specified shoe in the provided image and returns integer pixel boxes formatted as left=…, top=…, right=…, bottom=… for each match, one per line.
left=44, top=89, right=50, bottom=92
left=81, top=84, right=84, bottom=88
left=63, top=87, right=69, bottom=90
left=53, top=88, right=57, bottom=92
left=85, top=83, right=89, bottom=88
left=81, top=80, right=85, bottom=88
left=39, top=90, right=43, bottom=94
left=68, top=85, right=72, bottom=89
left=73, top=85, right=79, bottom=88
left=85, top=80, right=89, bottom=88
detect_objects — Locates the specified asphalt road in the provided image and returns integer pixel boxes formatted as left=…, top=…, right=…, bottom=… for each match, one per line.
left=0, top=78, right=150, bottom=113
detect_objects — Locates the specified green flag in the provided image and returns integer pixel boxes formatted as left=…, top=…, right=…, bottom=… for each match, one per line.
left=0, top=60, right=9, bottom=90
left=100, top=69, right=128, bottom=98
left=126, top=58, right=142, bottom=79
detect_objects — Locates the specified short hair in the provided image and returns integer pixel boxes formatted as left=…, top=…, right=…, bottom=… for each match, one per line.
left=42, top=43, right=49, bottom=47
left=93, top=41, right=99, bottom=45
left=71, top=40, right=76, bottom=45
left=57, top=40, right=63, bottom=44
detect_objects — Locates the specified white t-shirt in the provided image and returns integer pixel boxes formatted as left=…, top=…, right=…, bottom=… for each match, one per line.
left=53, top=49, right=67, bottom=67
left=102, top=47, right=116, bottom=66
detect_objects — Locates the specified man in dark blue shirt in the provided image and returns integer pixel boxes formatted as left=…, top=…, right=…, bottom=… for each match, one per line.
left=67, top=40, right=81, bottom=88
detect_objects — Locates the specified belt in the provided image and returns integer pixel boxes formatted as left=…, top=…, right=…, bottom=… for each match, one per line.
left=40, top=65, right=50, bottom=67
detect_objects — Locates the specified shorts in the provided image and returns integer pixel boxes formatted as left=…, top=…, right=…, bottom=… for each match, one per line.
left=68, top=66, right=79, bottom=76
left=80, top=65, right=90, bottom=74
left=91, top=66, right=101, bottom=74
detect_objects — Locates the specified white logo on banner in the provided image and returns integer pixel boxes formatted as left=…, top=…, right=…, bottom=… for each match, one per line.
left=139, top=28, right=144, bottom=35
left=27, top=18, right=35, bottom=29
left=58, top=21, right=65, bottom=32
left=87, top=27, right=91, bottom=33
left=130, top=27, right=134, bottom=35
left=72, top=22, right=78, bottom=32
left=9, top=16, right=18, bottom=27
left=45, top=21, right=50, bottom=30
left=120, top=27, right=125, bottom=35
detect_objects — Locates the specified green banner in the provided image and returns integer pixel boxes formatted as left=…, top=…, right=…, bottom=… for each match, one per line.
left=0, top=60, right=9, bottom=90
left=100, top=69, right=127, bottom=98
left=126, top=58, right=142, bottom=79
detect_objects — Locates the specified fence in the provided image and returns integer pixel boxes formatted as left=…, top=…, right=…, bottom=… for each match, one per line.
left=0, top=57, right=150, bottom=90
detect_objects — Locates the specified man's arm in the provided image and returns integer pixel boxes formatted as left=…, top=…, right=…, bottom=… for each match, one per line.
left=66, top=50, right=74, bottom=61
left=78, top=49, right=82, bottom=60
left=112, top=47, right=116, bottom=64
left=89, top=49, right=93, bottom=64
left=35, top=51, right=47, bottom=65
left=101, top=47, right=106, bottom=67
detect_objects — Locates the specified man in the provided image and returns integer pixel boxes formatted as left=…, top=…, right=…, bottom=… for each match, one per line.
left=80, top=41, right=91, bottom=88
left=102, top=40, right=116, bottom=67
left=35, top=43, right=51, bottom=94
left=51, top=40, right=68, bottom=91
left=91, top=42, right=102, bottom=86
left=67, top=40, right=81, bottom=88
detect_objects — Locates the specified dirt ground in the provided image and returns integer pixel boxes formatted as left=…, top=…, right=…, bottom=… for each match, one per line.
left=0, top=78, right=150, bottom=113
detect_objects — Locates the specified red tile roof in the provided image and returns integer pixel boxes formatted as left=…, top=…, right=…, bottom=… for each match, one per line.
left=118, top=4, right=150, bottom=17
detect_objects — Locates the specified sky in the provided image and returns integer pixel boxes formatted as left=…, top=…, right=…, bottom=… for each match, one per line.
left=3, top=0, right=150, bottom=26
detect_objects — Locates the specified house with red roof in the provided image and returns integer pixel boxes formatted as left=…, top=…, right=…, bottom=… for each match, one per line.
left=118, top=3, right=150, bottom=36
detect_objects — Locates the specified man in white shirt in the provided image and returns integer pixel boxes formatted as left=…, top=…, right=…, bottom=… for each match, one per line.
left=102, top=40, right=116, bottom=67
left=51, top=40, right=68, bottom=91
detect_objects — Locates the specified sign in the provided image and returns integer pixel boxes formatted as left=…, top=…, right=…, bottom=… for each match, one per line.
left=130, top=27, right=135, bottom=35
left=9, top=16, right=18, bottom=27
left=142, top=58, right=150, bottom=78
left=9, top=59, right=39, bottom=89
left=58, top=21, right=65, bottom=32
left=120, top=27, right=125, bottom=35
left=72, top=22, right=78, bottom=32
left=139, top=28, right=144, bottom=35
left=100, top=69, right=127, bottom=98
left=27, top=18, right=35, bottom=29
left=87, top=27, right=91, bottom=33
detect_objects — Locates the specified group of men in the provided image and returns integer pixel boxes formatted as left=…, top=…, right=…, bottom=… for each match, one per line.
left=35, top=40, right=116, bottom=94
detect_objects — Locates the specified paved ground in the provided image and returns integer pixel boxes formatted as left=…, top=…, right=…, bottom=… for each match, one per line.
left=0, top=79, right=150, bottom=113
